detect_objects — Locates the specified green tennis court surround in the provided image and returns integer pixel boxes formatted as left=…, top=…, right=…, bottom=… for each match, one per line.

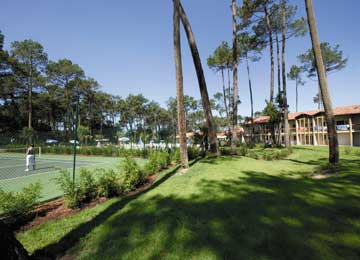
left=0, top=153, right=124, bottom=202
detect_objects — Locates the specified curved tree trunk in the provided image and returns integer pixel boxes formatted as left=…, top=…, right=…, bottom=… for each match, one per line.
left=231, top=0, right=239, bottom=153
left=178, top=2, right=219, bottom=155
left=179, top=3, right=219, bottom=155
left=173, top=0, right=189, bottom=168
left=264, top=5, right=275, bottom=103
left=245, top=53, right=254, bottom=143
left=305, top=0, right=339, bottom=164
left=282, top=0, right=290, bottom=148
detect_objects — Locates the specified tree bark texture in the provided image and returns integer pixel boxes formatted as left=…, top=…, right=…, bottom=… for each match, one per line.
left=305, top=0, right=339, bottom=163
left=178, top=2, right=219, bottom=155
left=276, top=33, right=281, bottom=95
left=231, top=0, right=239, bottom=152
left=282, top=0, right=290, bottom=148
left=173, top=0, right=189, bottom=168
left=245, top=53, right=254, bottom=143
left=264, top=5, right=275, bottom=103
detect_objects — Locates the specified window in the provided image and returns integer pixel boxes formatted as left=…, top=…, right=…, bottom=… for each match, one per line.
left=336, top=120, right=349, bottom=131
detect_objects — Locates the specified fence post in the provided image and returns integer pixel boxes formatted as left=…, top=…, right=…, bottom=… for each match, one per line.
left=72, top=95, right=79, bottom=193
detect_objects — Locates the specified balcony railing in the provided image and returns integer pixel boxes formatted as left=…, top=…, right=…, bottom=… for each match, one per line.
left=336, top=125, right=350, bottom=131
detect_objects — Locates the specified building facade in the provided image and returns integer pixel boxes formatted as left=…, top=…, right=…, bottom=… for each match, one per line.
left=243, top=105, right=360, bottom=146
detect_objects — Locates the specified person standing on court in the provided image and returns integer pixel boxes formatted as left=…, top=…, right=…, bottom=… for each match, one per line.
left=25, top=144, right=35, bottom=172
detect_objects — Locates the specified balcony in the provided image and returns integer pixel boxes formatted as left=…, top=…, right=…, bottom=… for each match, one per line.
left=336, top=125, right=350, bottom=131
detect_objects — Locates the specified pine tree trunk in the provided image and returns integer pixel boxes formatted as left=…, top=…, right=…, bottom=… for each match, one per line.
left=178, top=2, right=219, bottom=155
left=245, top=53, right=254, bottom=143
left=296, top=78, right=298, bottom=112
left=305, top=0, right=339, bottom=164
left=223, top=68, right=232, bottom=133
left=282, top=0, right=290, bottom=148
left=231, top=0, right=239, bottom=153
left=276, top=33, right=281, bottom=95
left=221, top=69, right=229, bottom=121
left=264, top=5, right=275, bottom=103
left=174, top=0, right=189, bottom=168
left=28, top=66, right=33, bottom=143
left=227, top=68, right=232, bottom=126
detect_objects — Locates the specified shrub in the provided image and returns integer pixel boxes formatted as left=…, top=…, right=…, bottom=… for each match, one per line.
left=145, top=151, right=161, bottom=173
left=78, top=168, right=98, bottom=202
left=187, top=146, right=201, bottom=160
left=122, top=157, right=145, bottom=191
left=263, top=151, right=274, bottom=161
left=171, top=149, right=181, bottom=163
left=145, top=150, right=171, bottom=174
left=236, top=146, right=248, bottom=156
left=0, top=182, right=42, bottom=218
left=245, top=142, right=256, bottom=149
left=56, top=169, right=81, bottom=208
left=41, top=145, right=150, bottom=158
left=249, top=151, right=259, bottom=160
left=220, top=147, right=231, bottom=156
left=97, top=169, right=121, bottom=198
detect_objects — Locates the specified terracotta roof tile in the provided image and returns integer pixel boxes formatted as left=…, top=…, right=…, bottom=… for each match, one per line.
left=244, top=104, right=360, bottom=124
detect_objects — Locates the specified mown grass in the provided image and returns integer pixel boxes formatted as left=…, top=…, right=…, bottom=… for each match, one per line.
left=17, top=146, right=360, bottom=259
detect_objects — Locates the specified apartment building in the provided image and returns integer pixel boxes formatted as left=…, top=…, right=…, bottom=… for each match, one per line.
left=243, top=104, right=360, bottom=146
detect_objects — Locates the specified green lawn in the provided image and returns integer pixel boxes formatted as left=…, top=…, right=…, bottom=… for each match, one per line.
left=18, top=146, right=360, bottom=259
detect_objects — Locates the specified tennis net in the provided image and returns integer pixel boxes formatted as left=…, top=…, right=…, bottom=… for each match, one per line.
left=0, top=147, right=41, bottom=160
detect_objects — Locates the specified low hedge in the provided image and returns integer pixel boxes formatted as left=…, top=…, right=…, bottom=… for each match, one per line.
left=41, top=145, right=150, bottom=158
left=220, top=146, right=292, bottom=160
left=0, top=182, right=42, bottom=220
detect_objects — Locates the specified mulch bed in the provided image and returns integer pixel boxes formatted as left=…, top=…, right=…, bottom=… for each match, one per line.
left=11, top=174, right=158, bottom=233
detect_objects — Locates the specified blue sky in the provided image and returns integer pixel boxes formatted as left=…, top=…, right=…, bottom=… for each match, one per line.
left=1, top=0, right=359, bottom=117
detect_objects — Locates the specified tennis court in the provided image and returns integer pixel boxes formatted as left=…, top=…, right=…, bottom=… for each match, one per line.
left=0, top=149, right=127, bottom=201
left=0, top=155, right=101, bottom=181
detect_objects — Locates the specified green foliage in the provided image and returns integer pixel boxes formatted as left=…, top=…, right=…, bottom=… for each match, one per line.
left=56, top=170, right=80, bottom=208
left=220, top=146, right=292, bottom=161
left=263, top=101, right=281, bottom=125
left=97, top=169, right=121, bottom=198
left=220, top=147, right=232, bottom=156
left=236, top=146, right=248, bottom=156
left=78, top=169, right=98, bottom=202
left=207, top=41, right=232, bottom=71
left=187, top=146, right=202, bottom=160
left=0, top=182, right=42, bottom=218
left=41, top=145, right=150, bottom=158
left=145, top=150, right=171, bottom=174
left=122, top=158, right=146, bottom=191
left=172, top=149, right=181, bottom=163
left=298, top=42, right=348, bottom=78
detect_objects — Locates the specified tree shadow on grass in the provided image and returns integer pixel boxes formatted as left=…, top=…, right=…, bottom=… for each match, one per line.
left=31, top=165, right=182, bottom=259
left=31, top=156, right=360, bottom=259
left=199, top=156, right=239, bottom=165
left=63, top=169, right=360, bottom=259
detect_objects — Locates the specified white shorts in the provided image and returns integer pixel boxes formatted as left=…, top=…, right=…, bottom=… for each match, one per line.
left=26, top=155, right=35, bottom=167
